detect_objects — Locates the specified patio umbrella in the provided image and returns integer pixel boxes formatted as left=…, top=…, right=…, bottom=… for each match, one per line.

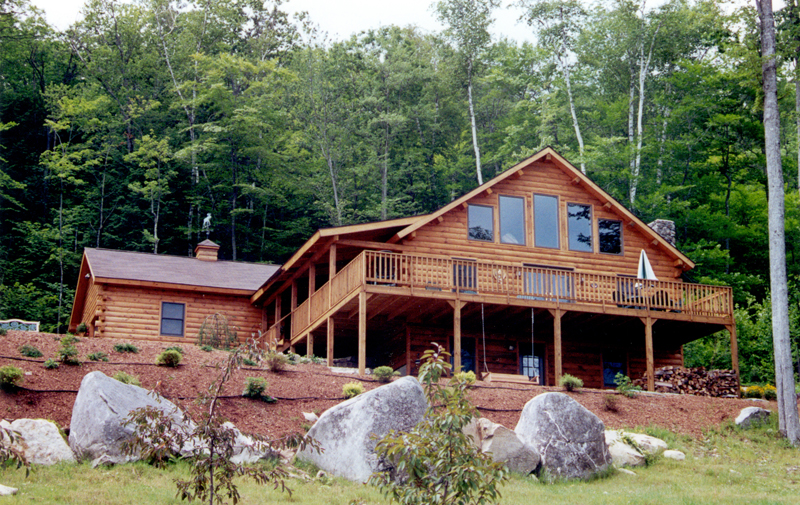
left=637, top=250, right=658, bottom=281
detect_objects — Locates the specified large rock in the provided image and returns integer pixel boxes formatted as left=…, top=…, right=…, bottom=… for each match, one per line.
left=515, top=392, right=612, bottom=480
left=464, top=417, right=540, bottom=474
left=735, top=407, right=771, bottom=429
left=0, top=419, right=75, bottom=466
left=297, top=376, right=427, bottom=482
left=69, top=371, right=192, bottom=466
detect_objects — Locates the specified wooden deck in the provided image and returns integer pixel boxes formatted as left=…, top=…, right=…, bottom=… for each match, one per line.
left=264, top=250, right=734, bottom=350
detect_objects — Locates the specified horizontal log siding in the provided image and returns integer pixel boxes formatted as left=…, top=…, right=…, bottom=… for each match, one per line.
left=99, top=285, right=261, bottom=344
left=405, top=161, right=682, bottom=281
left=81, top=280, right=99, bottom=334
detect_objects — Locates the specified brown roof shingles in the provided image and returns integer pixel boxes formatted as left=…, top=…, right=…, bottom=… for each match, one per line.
left=85, top=248, right=280, bottom=293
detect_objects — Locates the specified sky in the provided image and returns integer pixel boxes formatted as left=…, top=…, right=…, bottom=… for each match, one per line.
left=28, top=0, right=537, bottom=42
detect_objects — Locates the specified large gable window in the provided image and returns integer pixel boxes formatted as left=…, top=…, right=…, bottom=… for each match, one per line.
left=533, top=194, right=559, bottom=249
left=567, top=203, right=593, bottom=252
left=598, top=219, right=622, bottom=254
left=468, top=204, right=494, bottom=241
left=499, top=195, right=525, bottom=245
left=161, top=302, right=185, bottom=337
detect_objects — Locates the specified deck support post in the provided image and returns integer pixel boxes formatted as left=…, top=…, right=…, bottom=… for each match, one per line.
left=307, top=333, right=314, bottom=357
left=550, top=309, right=563, bottom=384
left=274, top=296, right=281, bottom=349
left=358, top=290, right=367, bottom=375
left=643, top=316, right=654, bottom=392
left=309, top=263, right=316, bottom=295
left=290, top=281, right=297, bottom=353
left=326, top=318, right=335, bottom=367
left=727, top=323, right=740, bottom=393
left=449, top=301, right=466, bottom=373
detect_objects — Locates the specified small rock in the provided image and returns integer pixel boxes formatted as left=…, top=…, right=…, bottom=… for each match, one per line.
left=0, top=485, right=17, bottom=496
left=618, top=468, right=637, bottom=476
left=302, top=412, right=319, bottom=423
left=1, top=419, right=75, bottom=466
left=663, top=450, right=685, bottom=461
left=605, top=431, right=645, bottom=467
left=464, top=418, right=540, bottom=474
left=625, top=433, right=667, bottom=455
left=735, top=407, right=771, bottom=429
left=315, top=470, right=328, bottom=480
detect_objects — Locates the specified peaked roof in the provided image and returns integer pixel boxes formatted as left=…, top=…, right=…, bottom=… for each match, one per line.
left=83, top=248, right=279, bottom=292
left=387, top=147, right=694, bottom=269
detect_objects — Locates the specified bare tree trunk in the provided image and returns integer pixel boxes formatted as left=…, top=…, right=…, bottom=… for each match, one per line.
left=756, top=0, right=800, bottom=446
left=467, top=60, right=483, bottom=185
left=381, top=123, right=389, bottom=221
left=628, top=66, right=636, bottom=206
left=632, top=21, right=661, bottom=208
left=562, top=58, right=585, bottom=175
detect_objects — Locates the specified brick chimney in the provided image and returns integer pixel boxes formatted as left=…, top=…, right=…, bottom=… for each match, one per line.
left=647, top=219, right=676, bottom=247
left=195, top=240, right=220, bottom=261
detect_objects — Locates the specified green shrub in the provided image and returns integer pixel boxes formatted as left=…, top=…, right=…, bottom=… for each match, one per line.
left=744, top=385, right=764, bottom=399
left=343, top=381, right=365, bottom=399
left=87, top=351, right=109, bottom=362
left=241, top=377, right=275, bottom=402
left=603, top=394, right=619, bottom=412
left=264, top=351, right=289, bottom=372
left=60, top=335, right=79, bottom=345
left=763, top=384, right=777, bottom=401
left=57, top=344, right=80, bottom=365
left=199, top=345, right=214, bottom=352
left=559, top=373, right=583, bottom=392
left=155, top=350, right=182, bottom=367
left=18, top=344, right=42, bottom=358
left=43, top=359, right=59, bottom=370
left=113, top=371, right=141, bottom=386
left=0, top=328, right=7, bottom=336
left=614, top=372, right=642, bottom=398
left=113, top=342, right=139, bottom=354
left=164, top=346, right=183, bottom=354
left=372, top=366, right=395, bottom=383
left=455, top=370, right=477, bottom=385
left=75, top=322, right=88, bottom=334
left=242, top=358, right=259, bottom=367
left=0, top=365, right=24, bottom=390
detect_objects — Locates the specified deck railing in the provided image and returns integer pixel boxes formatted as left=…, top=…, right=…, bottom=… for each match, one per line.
left=285, top=250, right=733, bottom=341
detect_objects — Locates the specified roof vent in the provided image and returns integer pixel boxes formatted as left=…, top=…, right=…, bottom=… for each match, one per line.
left=647, top=219, right=676, bottom=247
left=195, top=240, right=220, bottom=261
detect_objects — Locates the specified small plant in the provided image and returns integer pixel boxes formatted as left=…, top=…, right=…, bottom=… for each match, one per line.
left=199, top=345, right=214, bottom=352
left=75, top=322, right=88, bottom=334
left=603, top=394, right=619, bottom=412
left=60, top=335, right=79, bottom=345
left=0, top=328, right=7, bottom=336
left=43, top=359, right=59, bottom=370
left=87, top=351, right=109, bottom=362
left=18, top=344, right=42, bottom=358
left=0, top=365, right=24, bottom=391
left=242, top=377, right=276, bottom=402
left=155, top=349, right=182, bottom=367
left=113, top=342, right=139, bottom=353
left=57, top=344, right=80, bottom=365
left=763, top=384, right=777, bottom=401
left=343, top=381, right=365, bottom=399
left=372, top=366, right=395, bottom=383
left=264, top=351, right=289, bottom=372
left=614, top=372, right=642, bottom=398
left=744, top=385, right=765, bottom=399
left=164, top=346, right=183, bottom=354
left=559, top=373, right=583, bottom=392
left=242, top=358, right=259, bottom=367
left=196, top=312, right=237, bottom=349
left=455, top=370, right=477, bottom=385
left=113, top=371, right=141, bottom=387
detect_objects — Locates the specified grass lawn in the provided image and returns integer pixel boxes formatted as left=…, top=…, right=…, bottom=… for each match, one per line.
left=1, top=419, right=797, bottom=505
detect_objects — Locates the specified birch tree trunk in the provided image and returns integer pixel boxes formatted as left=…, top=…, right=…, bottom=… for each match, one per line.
left=756, top=0, right=800, bottom=446
left=467, top=59, right=483, bottom=185
left=628, top=65, right=636, bottom=206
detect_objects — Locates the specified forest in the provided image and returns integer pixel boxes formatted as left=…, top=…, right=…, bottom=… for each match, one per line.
left=0, top=0, right=799, bottom=384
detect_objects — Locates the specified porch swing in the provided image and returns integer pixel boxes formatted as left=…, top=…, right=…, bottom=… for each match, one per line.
left=479, top=305, right=540, bottom=385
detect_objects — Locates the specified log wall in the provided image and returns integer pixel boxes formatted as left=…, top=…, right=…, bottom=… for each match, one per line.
left=95, top=284, right=262, bottom=344
left=404, top=160, right=682, bottom=281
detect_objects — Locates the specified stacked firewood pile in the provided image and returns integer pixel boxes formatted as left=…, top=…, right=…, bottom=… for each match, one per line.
left=631, top=366, right=739, bottom=397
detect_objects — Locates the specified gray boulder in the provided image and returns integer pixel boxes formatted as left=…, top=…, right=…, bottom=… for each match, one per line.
left=1, top=419, right=75, bottom=466
left=735, top=407, right=771, bottom=429
left=604, top=431, right=645, bottom=467
left=464, top=417, right=540, bottom=474
left=515, top=392, right=612, bottom=480
left=297, top=376, right=427, bottom=482
left=69, top=371, right=192, bottom=466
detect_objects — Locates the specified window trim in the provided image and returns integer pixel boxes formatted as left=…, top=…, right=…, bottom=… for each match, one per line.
left=598, top=218, right=624, bottom=255
left=566, top=202, right=594, bottom=253
left=467, top=204, right=495, bottom=242
left=498, top=194, right=526, bottom=246
left=160, top=301, right=186, bottom=337
left=532, top=193, right=560, bottom=249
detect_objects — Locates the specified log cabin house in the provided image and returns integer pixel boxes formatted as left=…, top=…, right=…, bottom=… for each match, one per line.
left=253, top=148, right=738, bottom=391
left=69, top=148, right=738, bottom=391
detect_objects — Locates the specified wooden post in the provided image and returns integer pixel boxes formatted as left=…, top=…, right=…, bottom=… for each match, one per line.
left=643, top=316, right=654, bottom=392
left=329, top=244, right=337, bottom=308
left=405, top=327, right=412, bottom=375
left=326, top=318, right=335, bottom=367
left=309, top=263, right=316, bottom=295
left=307, top=333, right=314, bottom=358
left=274, top=296, right=282, bottom=349
left=290, top=281, right=297, bottom=353
left=451, top=301, right=465, bottom=373
left=727, top=323, right=740, bottom=393
left=358, top=291, right=367, bottom=375
left=552, top=309, right=563, bottom=384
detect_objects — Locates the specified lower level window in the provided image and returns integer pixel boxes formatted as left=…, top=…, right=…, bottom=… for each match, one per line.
left=161, top=302, right=185, bottom=337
